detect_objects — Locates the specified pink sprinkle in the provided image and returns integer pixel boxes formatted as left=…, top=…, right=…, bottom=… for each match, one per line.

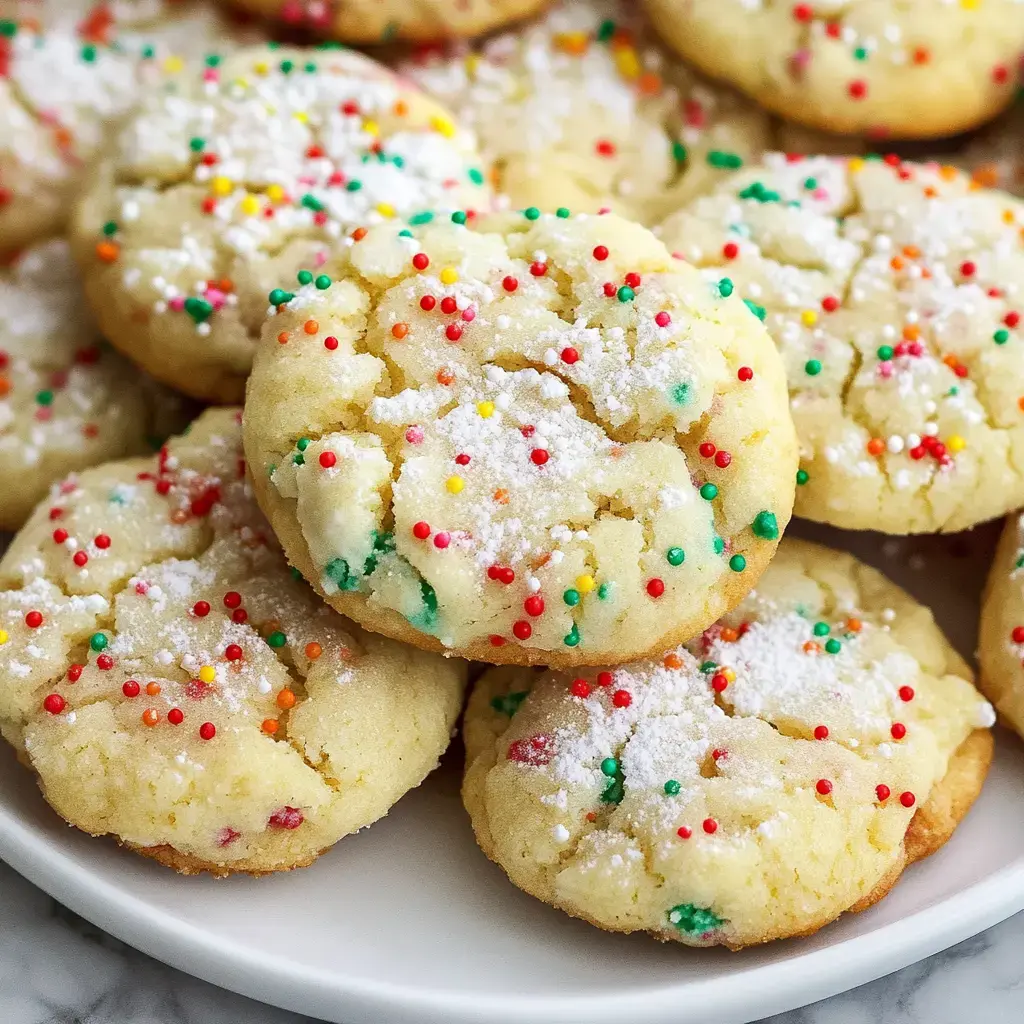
left=314, top=250, right=328, bottom=267
left=877, top=361, right=893, bottom=378
left=202, top=68, right=219, bottom=83
left=598, top=206, right=612, bottom=215
left=812, top=188, right=829, bottom=201
left=789, top=49, right=811, bottom=76
left=461, top=306, right=476, bottom=322
left=217, top=826, right=241, bottom=847
left=168, top=297, right=185, bottom=312
left=434, top=531, right=451, bottom=549
left=405, top=426, right=424, bottom=444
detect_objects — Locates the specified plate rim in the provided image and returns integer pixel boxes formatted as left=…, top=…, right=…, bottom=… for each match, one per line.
left=2, top=791, right=1023, bottom=1024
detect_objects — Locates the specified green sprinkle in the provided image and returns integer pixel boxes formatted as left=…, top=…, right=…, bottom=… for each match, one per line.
left=292, top=454, right=305, bottom=466
left=418, top=578, right=439, bottom=627
left=297, top=270, right=313, bottom=285
left=805, top=359, right=822, bottom=376
left=718, top=278, right=734, bottom=298
left=700, top=483, right=718, bottom=501
left=672, top=141, right=688, bottom=164
left=803, top=177, right=818, bottom=190
left=877, top=344, right=894, bottom=361
left=729, top=554, right=746, bottom=572
left=315, top=275, right=331, bottom=290
left=597, top=583, right=611, bottom=600
left=468, top=167, right=484, bottom=185
left=564, top=623, right=581, bottom=647
left=0, top=21, right=17, bottom=38
left=601, top=757, right=619, bottom=777
left=304, top=61, right=317, bottom=73
left=80, top=45, right=97, bottom=63
left=102, top=222, right=119, bottom=238
left=189, top=137, right=205, bottom=152
left=556, top=207, right=571, bottom=218
left=301, top=193, right=324, bottom=212
left=524, top=206, right=541, bottom=220
left=325, top=557, right=360, bottom=591
left=409, top=211, right=434, bottom=225
left=617, top=285, right=635, bottom=302
left=700, top=661, right=717, bottom=674
left=751, top=511, right=779, bottom=540
left=796, top=468, right=809, bottom=485
left=671, top=382, right=691, bottom=404
left=205, top=54, right=222, bottom=67
left=35, top=390, right=54, bottom=407
left=738, top=181, right=781, bottom=204
left=664, top=779, right=681, bottom=796
left=707, top=150, right=742, bottom=170
left=267, top=631, right=287, bottom=648
left=346, top=180, right=362, bottom=192
left=667, top=904, right=724, bottom=936
left=813, top=622, right=830, bottom=636
left=141, top=45, right=154, bottom=59
left=89, top=633, right=108, bottom=652
left=268, top=288, right=294, bottom=306
left=451, top=210, right=467, bottom=225
left=363, top=530, right=395, bottom=577
left=825, top=638, right=842, bottom=654
left=597, top=18, right=616, bottom=41
left=183, top=297, right=213, bottom=324
left=398, top=229, right=412, bottom=238
left=666, top=546, right=686, bottom=566
left=563, top=588, right=581, bottom=607
left=490, top=691, right=529, bottom=716
left=1016, top=554, right=1024, bottom=569
left=296, top=438, right=310, bottom=451
left=290, top=566, right=302, bottom=580
left=743, top=299, right=766, bottom=321
left=994, top=329, right=1010, bottom=345
left=280, top=59, right=294, bottom=73
left=853, top=46, right=868, bottom=60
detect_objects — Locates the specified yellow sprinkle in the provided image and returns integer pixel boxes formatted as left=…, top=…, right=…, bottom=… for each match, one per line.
left=0, top=630, right=7, bottom=646
left=614, top=47, right=640, bottom=80
left=722, top=667, right=736, bottom=683
left=947, top=434, right=966, bottom=453
left=362, top=119, right=379, bottom=136
left=211, top=175, right=233, bottom=197
left=254, top=61, right=269, bottom=75
left=849, top=158, right=865, bottom=173
left=446, top=476, right=465, bottom=494
left=431, top=114, right=456, bottom=138
left=240, top=195, right=261, bottom=216
left=576, top=574, right=595, bottom=594
left=266, top=184, right=285, bottom=203
left=294, top=111, right=309, bottom=124
left=554, top=31, right=589, bottom=55
left=162, top=55, right=184, bottom=74
left=376, top=202, right=396, bottom=218
left=464, top=53, right=481, bottom=76
left=199, top=665, right=216, bottom=684
left=440, top=267, right=458, bottom=285
left=1003, top=209, right=1017, bottom=225
left=800, top=310, right=818, bottom=327
left=960, top=0, right=980, bottom=9
left=476, top=400, right=495, bottom=418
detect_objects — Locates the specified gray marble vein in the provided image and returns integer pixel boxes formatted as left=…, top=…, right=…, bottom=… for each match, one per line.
left=2, top=859, right=1022, bottom=1024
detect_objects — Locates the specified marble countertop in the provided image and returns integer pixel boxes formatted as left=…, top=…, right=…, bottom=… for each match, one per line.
left=0, top=857, right=1020, bottom=1024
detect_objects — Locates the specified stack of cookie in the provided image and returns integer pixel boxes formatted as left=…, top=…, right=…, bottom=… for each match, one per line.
left=0, top=0, right=1022, bottom=953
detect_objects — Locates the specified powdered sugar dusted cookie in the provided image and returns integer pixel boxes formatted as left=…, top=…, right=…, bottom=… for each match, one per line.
left=979, top=514, right=1024, bottom=738
left=227, top=0, right=548, bottom=42
left=0, top=0, right=257, bottom=252
left=463, top=539, right=994, bottom=949
left=0, top=408, right=466, bottom=874
left=71, top=44, right=493, bottom=403
left=243, top=210, right=797, bottom=668
left=0, top=238, right=190, bottom=530
left=658, top=155, right=1024, bottom=534
left=399, top=0, right=773, bottom=226
left=641, top=0, right=1024, bottom=139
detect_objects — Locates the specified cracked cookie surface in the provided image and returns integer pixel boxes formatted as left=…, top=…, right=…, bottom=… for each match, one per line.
left=398, top=0, right=773, bottom=226
left=0, top=238, right=191, bottom=531
left=71, top=43, right=493, bottom=403
left=243, top=210, right=797, bottom=668
left=641, top=0, right=1024, bottom=139
left=463, top=539, right=994, bottom=949
left=658, top=155, right=1024, bottom=534
left=0, top=408, right=466, bottom=874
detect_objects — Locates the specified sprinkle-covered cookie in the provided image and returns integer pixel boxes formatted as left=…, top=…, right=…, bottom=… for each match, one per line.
left=0, top=238, right=191, bottom=531
left=0, top=0, right=257, bottom=253
left=979, top=514, right=1024, bottom=738
left=243, top=210, right=797, bottom=668
left=71, top=44, right=493, bottom=403
left=641, top=0, right=1024, bottom=139
left=463, top=539, right=994, bottom=948
left=398, top=0, right=773, bottom=225
left=658, top=155, right=1024, bottom=534
left=226, top=0, right=549, bottom=43
left=0, top=408, right=466, bottom=875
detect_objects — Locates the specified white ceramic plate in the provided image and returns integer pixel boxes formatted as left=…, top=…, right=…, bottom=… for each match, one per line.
left=1, top=521, right=1023, bottom=1024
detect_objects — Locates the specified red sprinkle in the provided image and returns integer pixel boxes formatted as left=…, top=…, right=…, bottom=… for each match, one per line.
left=737, top=366, right=753, bottom=381
left=597, top=671, right=613, bottom=687
left=876, top=784, right=891, bottom=802
left=319, top=451, right=337, bottom=469
left=24, top=611, right=43, bottom=629
left=225, top=644, right=244, bottom=661
left=714, top=451, right=732, bottom=469
left=646, top=578, right=665, bottom=598
left=420, top=295, right=436, bottom=311
left=224, top=591, right=242, bottom=609
left=96, top=654, right=113, bottom=670
left=53, top=528, right=68, bottom=543
left=722, top=242, right=739, bottom=260
left=122, top=680, right=140, bottom=698
left=513, top=620, right=532, bottom=641
left=899, top=685, right=915, bottom=701
left=199, top=722, right=217, bottom=741
left=529, top=261, right=547, bottom=277
left=560, top=346, right=579, bottom=364
left=530, top=448, right=549, bottom=466
left=413, top=521, right=431, bottom=539
left=269, top=806, right=304, bottom=830
left=711, top=672, right=728, bottom=693
left=702, top=818, right=718, bottom=834
left=502, top=275, right=518, bottom=292
left=813, top=724, right=829, bottom=740
left=891, top=722, right=907, bottom=740
left=167, top=708, right=184, bottom=726
left=433, top=531, right=451, bottom=549
left=43, top=694, right=66, bottom=715
left=445, top=323, right=463, bottom=342
left=612, top=689, right=632, bottom=708
left=899, top=791, right=916, bottom=808
left=193, top=601, right=211, bottom=617
left=677, top=826, right=692, bottom=839
left=94, top=534, right=111, bottom=549
left=816, top=778, right=833, bottom=796
left=412, top=253, right=430, bottom=270
left=440, top=296, right=457, bottom=314
left=324, top=336, right=339, bottom=350
left=654, top=311, right=671, bottom=327
left=73, top=551, right=89, bottom=567
left=570, top=678, right=591, bottom=698
left=593, top=245, right=609, bottom=261
left=67, top=664, right=83, bottom=683
left=524, top=595, right=545, bottom=617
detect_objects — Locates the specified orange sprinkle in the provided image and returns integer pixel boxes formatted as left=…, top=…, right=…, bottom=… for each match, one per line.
left=719, top=627, right=739, bottom=643
left=141, top=709, right=159, bottom=727
left=637, top=71, right=662, bottom=94
left=352, top=227, right=368, bottom=241
left=902, top=324, right=920, bottom=341
left=923, top=186, right=938, bottom=198
left=277, top=331, right=290, bottom=344
left=803, top=641, right=821, bottom=654
left=436, top=368, right=454, bottom=385
left=276, top=688, right=296, bottom=710
left=1019, top=396, right=1024, bottom=412
left=54, top=126, right=73, bottom=148
left=262, top=718, right=279, bottom=735
left=845, top=617, right=863, bottom=633
left=393, top=99, right=409, bottom=116
left=942, top=353, right=960, bottom=370
left=901, top=245, right=920, bottom=259
left=0, top=376, right=9, bottom=398
left=303, top=319, right=319, bottom=335
left=975, top=166, right=1000, bottom=189
left=493, top=487, right=510, bottom=504
left=939, top=165, right=959, bottom=181
left=585, top=811, right=597, bottom=822
left=145, top=681, right=161, bottom=696
left=95, top=241, right=120, bottom=263
left=663, top=652, right=683, bottom=669
left=217, top=278, right=234, bottom=293
left=305, top=641, right=322, bottom=660
left=391, top=322, right=410, bottom=340
left=531, top=552, right=552, bottom=570
left=866, top=437, right=885, bottom=456
left=889, top=256, right=904, bottom=272
left=169, top=509, right=189, bottom=524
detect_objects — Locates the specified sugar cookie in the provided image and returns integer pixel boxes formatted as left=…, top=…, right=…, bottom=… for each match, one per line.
left=658, top=155, right=1024, bottom=534
left=0, top=408, right=466, bottom=874
left=463, top=539, right=994, bottom=948
left=243, top=209, right=797, bottom=668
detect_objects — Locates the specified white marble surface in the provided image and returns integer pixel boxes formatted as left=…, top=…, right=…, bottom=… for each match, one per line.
left=0, top=856, right=1021, bottom=1024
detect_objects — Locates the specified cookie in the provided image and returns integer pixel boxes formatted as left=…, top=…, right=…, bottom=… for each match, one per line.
left=0, top=1, right=256, bottom=253
left=398, top=0, right=773, bottom=226
left=0, top=408, right=466, bottom=875
left=228, top=0, right=548, bottom=43
left=658, top=155, right=1024, bottom=534
left=0, top=238, right=191, bottom=531
left=641, top=0, right=1024, bottom=139
left=979, top=514, right=1024, bottom=738
left=243, top=209, right=797, bottom=668
left=463, top=539, right=995, bottom=949
left=71, top=44, right=493, bottom=404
